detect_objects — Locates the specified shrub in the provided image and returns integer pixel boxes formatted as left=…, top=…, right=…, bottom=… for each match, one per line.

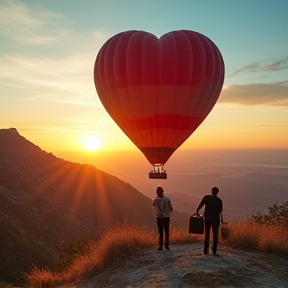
left=25, top=266, right=55, bottom=288
left=250, top=201, right=288, bottom=227
left=27, top=216, right=288, bottom=287
left=26, top=221, right=200, bottom=286
left=224, top=221, right=288, bottom=255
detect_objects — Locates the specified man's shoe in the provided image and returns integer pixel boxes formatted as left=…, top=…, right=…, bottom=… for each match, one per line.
left=164, top=246, right=170, bottom=250
left=157, top=246, right=163, bottom=250
left=204, top=248, right=208, bottom=255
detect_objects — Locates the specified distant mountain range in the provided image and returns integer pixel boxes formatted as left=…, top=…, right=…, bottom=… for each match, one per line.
left=0, top=128, right=186, bottom=284
left=74, top=147, right=288, bottom=221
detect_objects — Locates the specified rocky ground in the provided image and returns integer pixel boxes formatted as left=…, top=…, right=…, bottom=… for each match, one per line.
left=74, top=243, right=288, bottom=288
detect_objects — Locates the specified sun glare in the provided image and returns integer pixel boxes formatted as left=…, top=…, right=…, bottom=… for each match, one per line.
left=82, top=136, right=102, bottom=151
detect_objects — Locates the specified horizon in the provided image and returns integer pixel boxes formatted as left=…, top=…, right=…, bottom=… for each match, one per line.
left=51, top=146, right=288, bottom=221
left=2, top=127, right=287, bottom=221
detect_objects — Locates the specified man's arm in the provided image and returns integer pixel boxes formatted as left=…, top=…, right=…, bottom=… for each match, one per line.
left=220, top=200, right=223, bottom=222
left=196, top=198, right=205, bottom=214
left=169, top=201, right=173, bottom=212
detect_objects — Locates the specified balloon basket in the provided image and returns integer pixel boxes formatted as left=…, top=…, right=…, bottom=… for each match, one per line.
left=149, top=171, right=167, bottom=179
left=149, top=165, right=167, bottom=179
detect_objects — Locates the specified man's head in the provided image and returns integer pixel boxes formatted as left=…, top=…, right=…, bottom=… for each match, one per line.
left=211, top=187, right=219, bottom=196
left=156, top=186, right=164, bottom=197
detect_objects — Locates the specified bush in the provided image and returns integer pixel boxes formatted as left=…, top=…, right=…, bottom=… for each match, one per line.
left=224, top=221, right=288, bottom=255
left=26, top=215, right=288, bottom=287
left=25, top=266, right=55, bottom=288
left=250, top=201, right=288, bottom=227
left=26, top=221, right=199, bottom=286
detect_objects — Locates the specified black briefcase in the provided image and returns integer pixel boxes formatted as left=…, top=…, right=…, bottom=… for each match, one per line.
left=189, top=215, right=204, bottom=234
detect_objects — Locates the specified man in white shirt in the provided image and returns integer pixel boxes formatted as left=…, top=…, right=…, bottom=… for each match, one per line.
left=152, top=186, right=173, bottom=250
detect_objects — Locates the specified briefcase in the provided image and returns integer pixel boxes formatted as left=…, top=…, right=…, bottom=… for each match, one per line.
left=189, top=215, right=204, bottom=234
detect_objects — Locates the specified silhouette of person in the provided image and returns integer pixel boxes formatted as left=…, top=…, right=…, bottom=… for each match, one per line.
left=196, top=187, right=223, bottom=255
left=152, top=186, right=173, bottom=250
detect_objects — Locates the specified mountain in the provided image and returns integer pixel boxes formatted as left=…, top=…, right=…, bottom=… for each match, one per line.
left=0, top=128, right=186, bottom=284
left=165, top=192, right=198, bottom=216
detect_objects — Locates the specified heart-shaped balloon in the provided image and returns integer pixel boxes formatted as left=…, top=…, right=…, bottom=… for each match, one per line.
left=94, top=30, right=224, bottom=166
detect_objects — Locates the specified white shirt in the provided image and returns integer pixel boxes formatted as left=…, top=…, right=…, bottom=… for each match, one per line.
left=152, top=195, right=173, bottom=217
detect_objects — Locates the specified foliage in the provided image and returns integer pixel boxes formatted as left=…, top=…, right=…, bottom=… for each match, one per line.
left=250, top=201, right=288, bottom=227
left=0, top=212, right=58, bottom=285
left=55, top=235, right=95, bottom=272
left=25, top=266, right=55, bottom=288
left=224, top=201, right=288, bottom=254
left=224, top=221, right=288, bottom=255
left=26, top=219, right=288, bottom=287
left=26, top=222, right=200, bottom=285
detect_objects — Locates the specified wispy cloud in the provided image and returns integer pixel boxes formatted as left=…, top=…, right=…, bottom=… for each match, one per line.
left=2, top=53, right=288, bottom=108
left=0, top=53, right=99, bottom=105
left=263, top=57, right=288, bottom=71
left=230, top=57, right=288, bottom=77
left=16, top=114, right=119, bottom=136
left=219, top=81, right=288, bottom=106
left=0, top=0, right=108, bottom=49
left=0, top=0, right=64, bottom=45
left=0, top=0, right=108, bottom=107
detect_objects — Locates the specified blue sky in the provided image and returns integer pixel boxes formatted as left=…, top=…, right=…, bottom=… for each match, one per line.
left=0, top=0, right=288, bottom=152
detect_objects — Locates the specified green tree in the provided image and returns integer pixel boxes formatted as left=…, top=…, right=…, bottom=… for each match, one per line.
left=251, top=201, right=288, bottom=227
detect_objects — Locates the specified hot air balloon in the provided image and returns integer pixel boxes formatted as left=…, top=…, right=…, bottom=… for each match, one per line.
left=94, top=30, right=225, bottom=179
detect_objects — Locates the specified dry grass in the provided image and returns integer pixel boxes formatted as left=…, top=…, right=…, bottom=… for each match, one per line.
left=26, top=222, right=156, bottom=287
left=26, top=220, right=288, bottom=287
left=224, top=221, right=288, bottom=255
left=58, top=222, right=156, bottom=282
left=26, top=266, right=55, bottom=288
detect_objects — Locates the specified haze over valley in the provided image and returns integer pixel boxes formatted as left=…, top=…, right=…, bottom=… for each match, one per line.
left=57, top=149, right=288, bottom=221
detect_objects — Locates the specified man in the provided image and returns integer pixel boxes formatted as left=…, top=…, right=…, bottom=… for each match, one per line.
left=196, top=187, right=223, bottom=255
left=152, top=186, right=173, bottom=250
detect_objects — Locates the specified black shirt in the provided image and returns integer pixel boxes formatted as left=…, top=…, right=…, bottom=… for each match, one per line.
left=197, top=195, right=223, bottom=221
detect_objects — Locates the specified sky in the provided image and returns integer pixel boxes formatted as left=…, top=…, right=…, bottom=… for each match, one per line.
left=1, top=0, right=288, bottom=155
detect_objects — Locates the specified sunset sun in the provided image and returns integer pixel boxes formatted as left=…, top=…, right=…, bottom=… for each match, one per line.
left=81, top=136, right=102, bottom=151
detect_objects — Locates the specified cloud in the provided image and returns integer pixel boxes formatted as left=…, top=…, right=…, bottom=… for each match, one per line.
left=263, top=57, right=288, bottom=72
left=0, top=0, right=108, bottom=48
left=219, top=81, right=288, bottom=106
left=0, top=0, right=64, bottom=44
left=0, top=54, right=90, bottom=87
left=2, top=54, right=288, bottom=108
left=230, top=57, right=288, bottom=77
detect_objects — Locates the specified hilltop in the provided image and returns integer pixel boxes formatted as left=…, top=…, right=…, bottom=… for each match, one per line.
left=74, top=243, right=288, bottom=288
left=0, top=128, right=186, bottom=283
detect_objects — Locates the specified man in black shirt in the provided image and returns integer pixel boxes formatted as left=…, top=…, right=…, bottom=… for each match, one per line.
left=196, top=187, right=223, bottom=255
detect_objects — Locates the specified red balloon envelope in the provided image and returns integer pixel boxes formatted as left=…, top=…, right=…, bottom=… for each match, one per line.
left=94, top=30, right=225, bottom=167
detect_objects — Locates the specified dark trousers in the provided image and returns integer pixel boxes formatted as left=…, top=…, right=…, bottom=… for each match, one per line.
left=156, top=217, right=170, bottom=247
left=204, top=220, right=220, bottom=254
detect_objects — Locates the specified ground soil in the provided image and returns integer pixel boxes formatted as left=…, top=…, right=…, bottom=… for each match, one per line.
left=74, top=243, right=288, bottom=288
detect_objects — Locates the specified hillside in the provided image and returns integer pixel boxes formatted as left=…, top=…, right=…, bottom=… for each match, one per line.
left=0, top=128, right=186, bottom=284
left=77, top=243, right=288, bottom=288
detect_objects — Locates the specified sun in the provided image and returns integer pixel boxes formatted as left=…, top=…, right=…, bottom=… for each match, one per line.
left=81, top=136, right=102, bottom=151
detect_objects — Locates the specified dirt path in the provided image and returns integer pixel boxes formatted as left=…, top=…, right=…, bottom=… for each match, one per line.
left=76, top=243, right=288, bottom=288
